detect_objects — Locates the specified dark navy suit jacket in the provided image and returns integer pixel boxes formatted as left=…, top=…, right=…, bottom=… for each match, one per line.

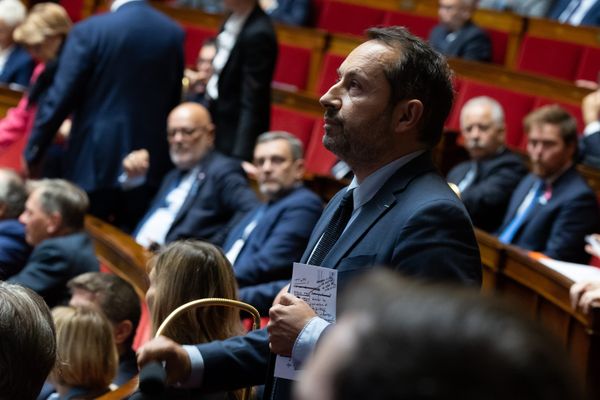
left=8, top=231, right=99, bottom=307
left=211, top=5, right=277, bottom=161
left=25, top=1, right=183, bottom=192
left=580, top=131, right=600, bottom=168
left=447, top=149, right=527, bottom=232
left=223, top=185, right=322, bottom=314
left=496, top=167, right=599, bottom=264
left=268, top=0, right=310, bottom=25
left=0, top=219, right=31, bottom=279
left=195, top=152, right=482, bottom=396
left=429, top=21, right=492, bottom=62
left=548, top=0, right=600, bottom=26
left=136, top=151, right=260, bottom=246
left=0, top=45, right=34, bottom=88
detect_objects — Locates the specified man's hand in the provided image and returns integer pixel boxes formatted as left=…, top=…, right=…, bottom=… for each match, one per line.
left=570, top=281, right=600, bottom=313
left=123, top=149, right=150, bottom=179
left=137, top=336, right=191, bottom=385
left=582, top=90, right=600, bottom=125
left=268, top=293, right=316, bottom=356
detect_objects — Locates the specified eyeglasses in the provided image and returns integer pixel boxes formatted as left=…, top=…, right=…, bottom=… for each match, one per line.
left=167, top=126, right=206, bottom=139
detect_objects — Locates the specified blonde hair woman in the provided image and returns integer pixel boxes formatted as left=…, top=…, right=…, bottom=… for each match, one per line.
left=146, top=240, right=244, bottom=399
left=0, top=3, right=71, bottom=157
left=50, top=306, right=118, bottom=400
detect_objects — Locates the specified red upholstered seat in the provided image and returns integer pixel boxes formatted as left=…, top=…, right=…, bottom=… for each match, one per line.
left=182, top=24, right=217, bottom=67
left=315, top=52, right=345, bottom=95
left=447, top=80, right=535, bottom=149
left=381, top=10, right=437, bottom=39
left=516, top=35, right=583, bottom=81
left=0, top=129, right=27, bottom=173
left=273, top=43, right=312, bottom=91
left=60, top=0, right=85, bottom=22
left=485, top=28, right=508, bottom=65
left=316, top=1, right=385, bottom=37
left=270, top=105, right=319, bottom=150
left=304, top=121, right=337, bottom=176
left=575, top=46, right=600, bottom=83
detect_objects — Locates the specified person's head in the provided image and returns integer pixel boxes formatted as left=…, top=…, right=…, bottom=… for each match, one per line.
left=524, top=105, right=578, bottom=179
left=196, top=38, right=216, bottom=86
left=19, top=179, right=89, bottom=246
left=0, top=0, right=25, bottom=49
left=50, top=306, right=118, bottom=392
left=319, top=26, right=453, bottom=180
left=0, top=281, right=56, bottom=400
left=167, top=102, right=215, bottom=170
left=295, top=270, right=584, bottom=400
left=254, top=131, right=305, bottom=200
left=438, top=0, right=476, bottom=31
left=146, top=240, right=243, bottom=344
left=68, top=272, right=141, bottom=354
left=460, top=96, right=506, bottom=160
left=0, top=168, right=26, bottom=220
left=13, top=3, right=71, bottom=62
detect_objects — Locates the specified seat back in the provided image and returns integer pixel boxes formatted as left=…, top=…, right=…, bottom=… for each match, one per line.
left=270, top=104, right=319, bottom=149
left=182, top=24, right=217, bottom=67
left=516, top=35, right=583, bottom=81
left=304, top=121, right=337, bottom=176
left=381, top=10, right=437, bottom=39
left=316, top=0, right=385, bottom=36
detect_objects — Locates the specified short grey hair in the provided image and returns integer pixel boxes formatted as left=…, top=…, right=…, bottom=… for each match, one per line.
left=460, top=96, right=505, bottom=129
left=0, top=0, right=26, bottom=29
left=29, top=179, right=89, bottom=230
left=256, top=131, right=304, bottom=160
left=0, top=168, right=26, bottom=219
left=0, top=281, right=56, bottom=400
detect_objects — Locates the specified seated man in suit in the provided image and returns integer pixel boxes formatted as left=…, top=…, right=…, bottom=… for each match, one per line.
left=0, top=282, right=56, bottom=400
left=0, top=0, right=34, bottom=87
left=0, top=168, right=30, bottom=279
left=123, top=102, right=259, bottom=249
left=137, top=26, right=481, bottom=400
left=447, top=96, right=527, bottom=232
left=223, top=131, right=322, bottom=314
left=184, top=38, right=216, bottom=107
left=579, top=88, right=600, bottom=168
left=496, top=105, right=600, bottom=264
left=296, top=269, right=585, bottom=400
left=429, top=0, right=492, bottom=62
left=8, top=179, right=99, bottom=307
left=548, top=0, right=600, bottom=27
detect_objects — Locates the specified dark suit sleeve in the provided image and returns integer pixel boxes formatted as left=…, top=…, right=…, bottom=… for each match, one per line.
left=232, top=29, right=276, bottom=160
left=12, top=57, right=35, bottom=88
left=7, top=241, right=71, bottom=296
left=270, top=0, right=309, bottom=25
left=460, top=29, right=492, bottom=62
left=580, top=132, right=600, bottom=168
left=25, top=26, right=95, bottom=164
left=0, top=229, right=29, bottom=280
left=197, top=328, right=271, bottom=391
left=239, top=279, right=289, bottom=316
left=543, top=191, right=599, bottom=264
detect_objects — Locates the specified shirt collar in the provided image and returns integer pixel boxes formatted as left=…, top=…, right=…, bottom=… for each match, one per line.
left=111, top=0, right=143, bottom=12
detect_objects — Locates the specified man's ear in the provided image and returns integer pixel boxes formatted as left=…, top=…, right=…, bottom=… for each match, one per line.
left=394, top=99, right=424, bottom=133
left=113, top=320, right=134, bottom=345
left=46, top=212, right=63, bottom=235
left=294, top=158, right=305, bottom=180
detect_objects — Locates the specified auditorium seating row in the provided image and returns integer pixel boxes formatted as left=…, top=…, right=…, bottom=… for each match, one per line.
left=476, top=228, right=600, bottom=399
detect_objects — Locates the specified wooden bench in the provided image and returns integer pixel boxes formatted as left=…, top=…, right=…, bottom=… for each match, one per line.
left=476, top=228, right=600, bottom=399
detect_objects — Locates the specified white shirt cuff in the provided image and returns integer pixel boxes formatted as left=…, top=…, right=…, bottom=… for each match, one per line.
left=584, top=121, right=600, bottom=137
left=291, top=317, right=330, bottom=368
left=118, top=172, right=146, bottom=190
left=180, top=345, right=205, bottom=388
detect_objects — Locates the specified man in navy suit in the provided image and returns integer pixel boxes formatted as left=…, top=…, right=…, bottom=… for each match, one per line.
left=24, top=0, right=184, bottom=226
left=447, top=96, right=527, bottom=232
left=0, top=168, right=30, bottom=279
left=8, top=179, right=99, bottom=308
left=0, top=0, right=34, bottom=87
left=548, top=0, right=600, bottom=26
left=207, top=0, right=277, bottom=161
left=223, top=131, right=322, bottom=315
left=429, top=0, right=492, bottom=62
left=497, top=105, right=599, bottom=264
left=124, top=102, right=259, bottom=250
left=137, top=26, right=481, bottom=400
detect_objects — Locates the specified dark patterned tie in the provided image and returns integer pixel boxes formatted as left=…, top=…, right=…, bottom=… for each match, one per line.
left=308, top=189, right=355, bottom=266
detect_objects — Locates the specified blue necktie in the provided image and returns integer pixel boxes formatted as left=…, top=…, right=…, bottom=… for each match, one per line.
left=498, top=180, right=544, bottom=244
